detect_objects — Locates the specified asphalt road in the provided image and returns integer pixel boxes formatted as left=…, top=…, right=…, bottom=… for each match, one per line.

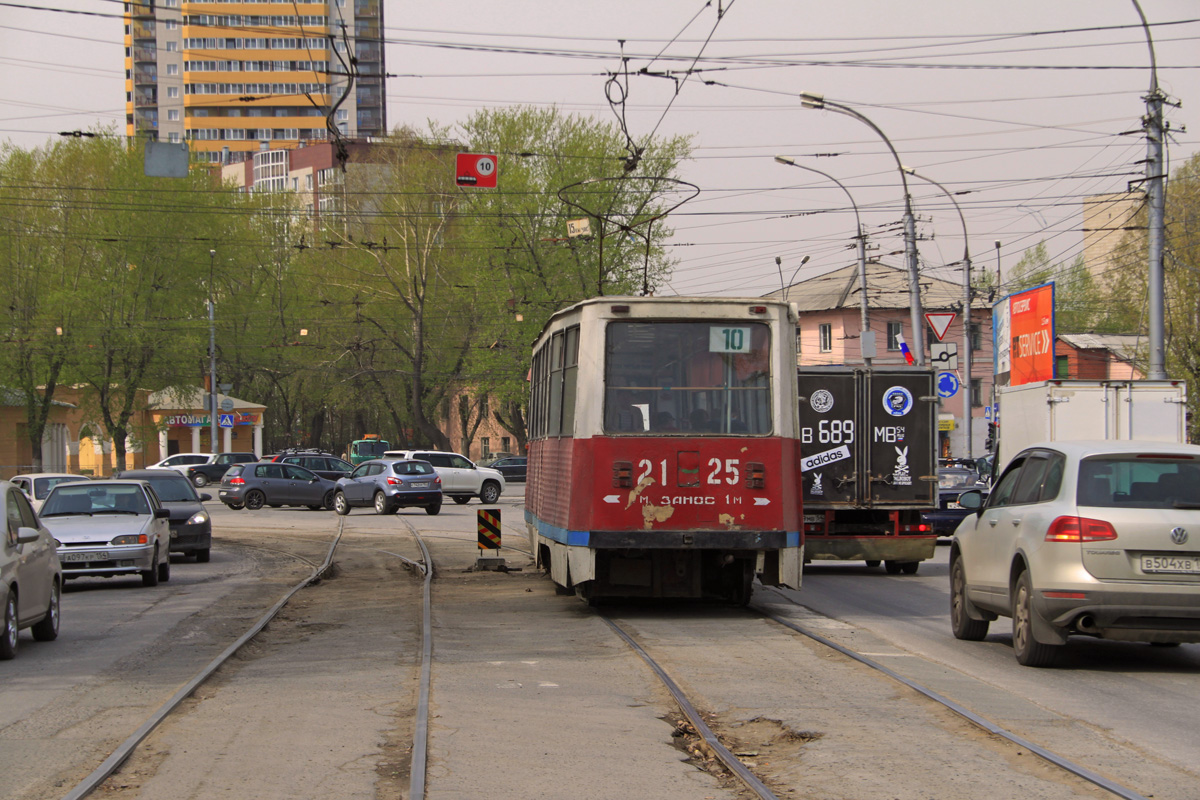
left=781, top=546, right=1200, bottom=791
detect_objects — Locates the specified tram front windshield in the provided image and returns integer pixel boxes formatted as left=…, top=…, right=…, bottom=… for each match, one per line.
left=604, top=321, right=771, bottom=435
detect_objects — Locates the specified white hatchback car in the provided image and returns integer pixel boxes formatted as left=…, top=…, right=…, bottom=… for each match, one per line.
left=11, top=472, right=92, bottom=512
left=2, top=480, right=62, bottom=659
left=951, top=440, right=1200, bottom=666
left=384, top=450, right=505, bottom=504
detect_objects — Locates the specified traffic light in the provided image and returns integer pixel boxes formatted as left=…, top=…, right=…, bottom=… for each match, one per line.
left=985, top=422, right=997, bottom=453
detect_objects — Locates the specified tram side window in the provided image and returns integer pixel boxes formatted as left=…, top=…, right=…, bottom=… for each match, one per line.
left=529, top=325, right=579, bottom=439
left=605, top=320, right=771, bottom=435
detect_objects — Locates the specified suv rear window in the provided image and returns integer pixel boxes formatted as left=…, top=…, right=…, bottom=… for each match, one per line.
left=1078, top=455, right=1200, bottom=508
left=393, top=462, right=434, bottom=475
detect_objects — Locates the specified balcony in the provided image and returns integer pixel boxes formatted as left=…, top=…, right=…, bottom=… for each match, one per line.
left=354, top=0, right=380, bottom=17
left=133, top=69, right=158, bottom=84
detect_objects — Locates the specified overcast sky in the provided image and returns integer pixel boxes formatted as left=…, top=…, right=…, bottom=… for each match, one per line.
left=2, top=0, right=1198, bottom=298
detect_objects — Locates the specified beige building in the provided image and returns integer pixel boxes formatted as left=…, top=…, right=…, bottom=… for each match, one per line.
left=124, top=0, right=386, bottom=163
left=1082, top=192, right=1145, bottom=287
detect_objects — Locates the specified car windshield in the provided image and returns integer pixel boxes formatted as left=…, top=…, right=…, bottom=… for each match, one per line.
left=359, top=441, right=389, bottom=457
left=42, top=484, right=149, bottom=516
left=32, top=476, right=87, bottom=499
left=139, top=477, right=197, bottom=502
left=1078, top=455, right=1200, bottom=508
left=938, top=470, right=979, bottom=490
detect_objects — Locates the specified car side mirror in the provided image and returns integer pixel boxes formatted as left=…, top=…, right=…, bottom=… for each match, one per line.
left=957, top=489, right=984, bottom=512
left=16, top=526, right=40, bottom=544
left=199, top=493, right=213, bottom=502
left=154, top=508, right=171, bottom=519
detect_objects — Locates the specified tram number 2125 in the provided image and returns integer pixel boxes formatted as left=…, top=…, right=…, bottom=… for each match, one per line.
left=800, top=419, right=854, bottom=445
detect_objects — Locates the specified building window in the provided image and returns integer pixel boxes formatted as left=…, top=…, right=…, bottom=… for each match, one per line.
left=167, top=86, right=179, bottom=98
left=480, top=437, right=490, bottom=457
left=501, top=436, right=510, bottom=453
left=970, top=321, right=982, bottom=351
left=305, top=173, right=313, bottom=190
left=165, top=19, right=178, bottom=30
left=167, top=109, right=179, bottom=121
left=336, top=109, right=349, bottom=121
left=818, top=323, right=832, bottom=353
left=970, top=378, right=983, bottom=408
left=166, top=64, right=179, bottom=76
left=165, top=41, right=178, bottom=52
left=168, top=132, right=180, bottom=142
left=887, top=321, right=902, bottom=351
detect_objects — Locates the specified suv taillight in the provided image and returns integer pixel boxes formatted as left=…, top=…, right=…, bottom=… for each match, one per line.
left=387, top=476, right=400, bottom=485
left=228, top=476, right=245, bottom=485
left=1046, top=516, right=1118, bottom=542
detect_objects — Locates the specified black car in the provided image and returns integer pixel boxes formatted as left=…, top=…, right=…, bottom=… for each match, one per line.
left=276, top=453, right=354, bottom=482
left=482, top=456, right=526, bottom=482
left=186, top=452, right=258, bottom=488
left=119, top=469, right=213, bottom=561
left=922, top=468, right=989, bottom=538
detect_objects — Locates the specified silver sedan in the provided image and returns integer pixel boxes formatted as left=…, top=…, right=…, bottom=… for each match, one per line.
left=950, top=440, right=1200, bottom=666
left=2, top=481, right=61, bottom=659
left=39, top=480, right=172, bottom=587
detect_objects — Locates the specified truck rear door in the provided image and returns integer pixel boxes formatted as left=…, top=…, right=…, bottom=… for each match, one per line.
left=866, top=372, right=937, bottom=506
left=797, top=372, right=859, bottom=505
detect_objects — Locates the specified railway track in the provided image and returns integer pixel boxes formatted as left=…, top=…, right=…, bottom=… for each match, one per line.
left=49, top=509, right=1181, bottom=800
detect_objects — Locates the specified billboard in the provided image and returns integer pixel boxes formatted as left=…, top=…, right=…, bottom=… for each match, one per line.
left=993, top=282, right=1055, bottom=387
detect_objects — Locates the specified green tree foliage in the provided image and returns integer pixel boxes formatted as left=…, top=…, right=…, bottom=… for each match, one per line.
left=1007, top=241, right=1104, bottom=334
left=454, top=106, right=692, bottom=449
left=1104, top=152, right=1200, bottom=436
left=0, top=142, right=76, bottom=469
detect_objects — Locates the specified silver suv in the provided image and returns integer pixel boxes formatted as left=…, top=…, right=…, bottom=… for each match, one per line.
left=384, top=450, right=505, bottom=504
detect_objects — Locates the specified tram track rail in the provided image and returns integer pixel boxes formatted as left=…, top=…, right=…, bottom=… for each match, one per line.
left=60, top=520, right=348, bottom=800
left=755, top=587, right=1152, bottom=800
left=597, top=588, right=1154, bottom=800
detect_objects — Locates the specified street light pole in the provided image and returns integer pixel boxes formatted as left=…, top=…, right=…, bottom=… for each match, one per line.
left=775, top=155, right=872, bottom=366
left=208, top=249, right=218, bottom=455
left=799, top=92, right=924, bottom=365
left=905, top=167, right=973, bottom=458
left=1133, top=0, right=1167, bottom=379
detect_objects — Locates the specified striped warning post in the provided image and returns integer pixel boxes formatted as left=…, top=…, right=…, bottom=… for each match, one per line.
left=477, top=508, right=501, bottom=550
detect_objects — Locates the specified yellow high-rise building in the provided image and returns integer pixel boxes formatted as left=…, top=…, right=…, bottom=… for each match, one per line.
left=123, top=0, right=386, bottom=163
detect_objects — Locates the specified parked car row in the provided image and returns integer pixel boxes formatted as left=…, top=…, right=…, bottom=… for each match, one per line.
left=218, top=450, right=505, bottom=512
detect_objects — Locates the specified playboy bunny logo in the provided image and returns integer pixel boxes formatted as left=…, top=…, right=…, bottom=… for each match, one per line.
left=893, top=445, right=912, bottom=486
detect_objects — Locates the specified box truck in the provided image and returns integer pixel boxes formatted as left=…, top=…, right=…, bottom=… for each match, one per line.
left=798, top=367, right=939, bottom=574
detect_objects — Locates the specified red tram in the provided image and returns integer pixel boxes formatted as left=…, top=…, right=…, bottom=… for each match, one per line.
left=524, top=297, right=803, bottom=602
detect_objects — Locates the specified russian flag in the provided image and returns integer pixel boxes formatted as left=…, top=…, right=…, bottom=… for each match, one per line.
left=896, top=331, right=916, bottom=365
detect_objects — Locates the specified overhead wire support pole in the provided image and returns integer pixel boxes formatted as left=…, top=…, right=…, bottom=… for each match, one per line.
left=774, top=156, right=871, bottom=367
left=799, top=92, right=924, bottom=365
left=1132, top=0, right=1167, bottom=379
left=208, top=249, right=218, bottom=456
left=905, top=168, right=973, bottom=458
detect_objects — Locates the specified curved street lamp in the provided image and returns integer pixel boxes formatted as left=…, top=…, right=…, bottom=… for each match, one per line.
left=774, top=156, right=872, bottom=366
left=799, top=92, right=924, bottom=364
left=905, top=167, right=974, bottom=458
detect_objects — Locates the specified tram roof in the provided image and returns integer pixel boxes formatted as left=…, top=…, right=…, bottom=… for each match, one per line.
left=537, top=295, right=794, bottom=338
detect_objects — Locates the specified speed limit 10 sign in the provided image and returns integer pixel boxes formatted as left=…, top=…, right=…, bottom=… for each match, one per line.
left=455, top=153, right=497, bottom=188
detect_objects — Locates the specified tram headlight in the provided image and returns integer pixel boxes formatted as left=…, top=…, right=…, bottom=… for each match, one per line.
left=745, top=462, right=766, bottom=489
left=612, top=461, right=633, bottom=488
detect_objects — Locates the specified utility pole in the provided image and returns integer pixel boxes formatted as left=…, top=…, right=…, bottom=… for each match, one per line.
left=209, top=249, right=219, bottom=455
left=1133, top=0, right=1167, bottom=379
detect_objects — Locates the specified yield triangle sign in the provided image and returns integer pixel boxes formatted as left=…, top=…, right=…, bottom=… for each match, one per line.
left=924, top=312, right=956, bottom=342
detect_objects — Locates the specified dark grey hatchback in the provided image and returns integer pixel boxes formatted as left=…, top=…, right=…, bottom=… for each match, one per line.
left=220, top=462, right=337, bottom=511
left=334, top=459, right=442, bottom=515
